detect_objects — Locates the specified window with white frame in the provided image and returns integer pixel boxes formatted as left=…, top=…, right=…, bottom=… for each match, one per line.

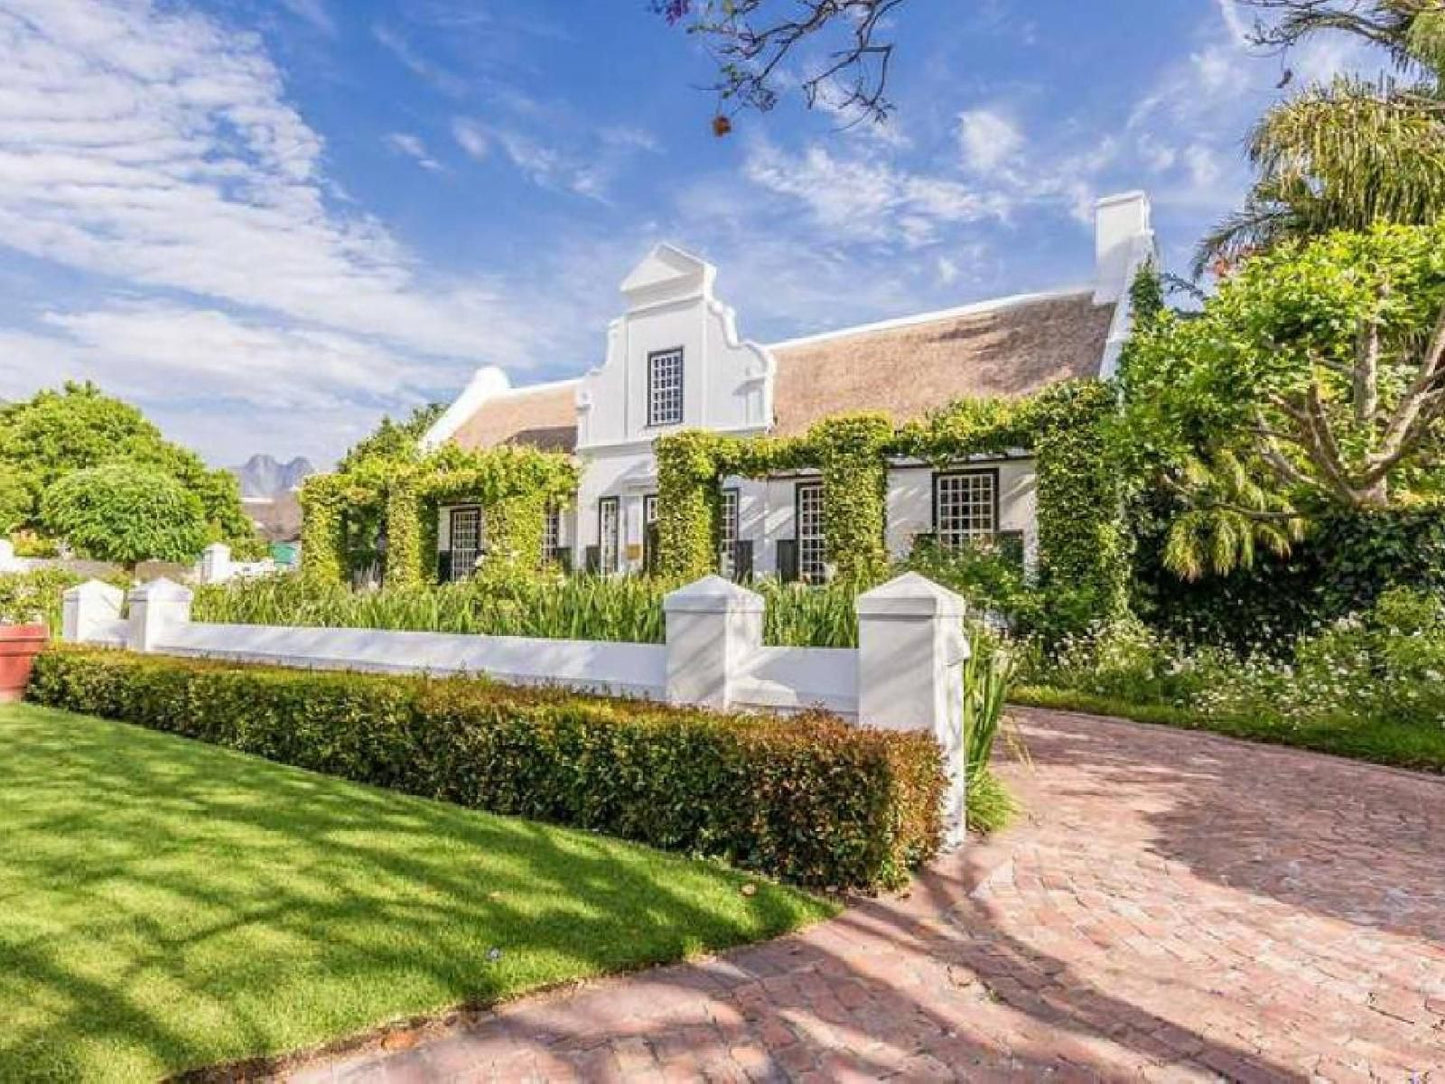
left=542, top=504, right=561, bottom=563
left=933, top=470, right=997, bottom=549
left=647, top=348, right=684, bottom=427
left=449, top=506, right=482, bottom=580
left=718, top=487, right=739, bottom=578
left=598, top=496, right=620, bottom=574
left=796, top=482, right=824, bottom=583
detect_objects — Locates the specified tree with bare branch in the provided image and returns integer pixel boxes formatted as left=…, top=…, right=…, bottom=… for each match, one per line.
left=653, top=0, right=910, bottom=130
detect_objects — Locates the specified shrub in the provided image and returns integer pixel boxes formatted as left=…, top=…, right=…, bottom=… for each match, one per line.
left=27, top=647, right=946, bottom=891
left=0, top=569, right=93, bottom=632
left=41, top=462, right=208, bottom=565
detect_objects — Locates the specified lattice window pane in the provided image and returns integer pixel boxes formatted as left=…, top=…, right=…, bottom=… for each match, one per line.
left=647, top=348, right=684, bottom=427
left=718, top=488, right=739, bottom=579
left=796, top=482, right=825, bottom=583
left=449, top=507, right=482, bottom=580
left=542, top=504, right=560, bottom=563
left=934, top=471, right=996, bottom=550
left=599, top=497, right=620, bottom=574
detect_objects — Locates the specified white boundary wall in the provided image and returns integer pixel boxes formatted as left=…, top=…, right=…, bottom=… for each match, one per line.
left=63, top=571, right=971, bottom=841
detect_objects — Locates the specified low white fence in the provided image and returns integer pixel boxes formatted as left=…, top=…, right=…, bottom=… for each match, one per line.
left=194, top=542, right=283, bottom=584
left=62, top=571, right=970, bottom=841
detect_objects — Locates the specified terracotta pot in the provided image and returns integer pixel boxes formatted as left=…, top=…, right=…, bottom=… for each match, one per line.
left=0, top=624, right=48, bottom=702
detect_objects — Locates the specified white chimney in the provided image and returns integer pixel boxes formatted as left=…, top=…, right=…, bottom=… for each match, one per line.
left=1093, top=191, right=1153, bottom=304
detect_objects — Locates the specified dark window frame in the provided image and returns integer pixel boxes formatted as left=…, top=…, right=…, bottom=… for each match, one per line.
left=794, top=480, right=825, bottom=583
left=448, top=504, right=483, bottom=581
left=645, top=346, right=685, bottom=428
left=931, top=467, right=1000, bottom=549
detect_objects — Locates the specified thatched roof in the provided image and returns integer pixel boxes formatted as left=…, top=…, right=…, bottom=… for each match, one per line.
left=451, top=381, right=580, bottom=452
left=447, top=290, right=1114, bottom=451
left=768, top=290, right=1114, bottom=437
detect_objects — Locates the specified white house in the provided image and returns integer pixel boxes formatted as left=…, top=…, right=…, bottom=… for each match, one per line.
left=423, top=191, right=1156, bottom=583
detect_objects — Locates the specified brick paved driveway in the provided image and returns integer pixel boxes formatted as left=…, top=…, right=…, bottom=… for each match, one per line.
left=289, top=709, right=1445, bottom=1082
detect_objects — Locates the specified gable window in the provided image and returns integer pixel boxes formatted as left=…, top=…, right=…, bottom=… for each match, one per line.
left=718, top=487, right=740, bottom=579
left=449, top=506, right=482, bottom=580
left=933, top=469, right=998, bottom=549
left=598, top=496, right=620, bottom=574
left=795, top=482, right=825, bottom=583
left=647, top=347, right=684, bottom=427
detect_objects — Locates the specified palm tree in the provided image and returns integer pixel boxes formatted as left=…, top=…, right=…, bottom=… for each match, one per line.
left=1197, top=1, right=1445, bottom=273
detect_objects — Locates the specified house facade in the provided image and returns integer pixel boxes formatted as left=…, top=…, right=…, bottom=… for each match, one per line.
left=422, top=191, right=1156, bottom=582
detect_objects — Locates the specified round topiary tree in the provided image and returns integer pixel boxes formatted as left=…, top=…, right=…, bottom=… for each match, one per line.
left=41, top=462, right=209, bottom=566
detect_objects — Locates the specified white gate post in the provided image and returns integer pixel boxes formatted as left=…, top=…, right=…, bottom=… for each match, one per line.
left=856, top=572, right=970, bottom=847
left=662, top=575, right=763, bottom=709
left=62, top=580, right=125, bottom=644
left=127, top=578, right=193, bottom=653
left=199, top=542, right=232, bottom=584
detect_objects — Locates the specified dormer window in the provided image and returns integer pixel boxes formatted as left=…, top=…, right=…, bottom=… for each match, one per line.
left=647, top=347, right=684, bottom=427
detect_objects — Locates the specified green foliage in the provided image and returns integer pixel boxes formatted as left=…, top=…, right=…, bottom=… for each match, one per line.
left=0, top=383, right=256, bottom=548
left=1121, top=222, right=1445, bottom=576
left=300, top=444, right=577, bottom=586
left=959, top=643, right=1018, bottom=834
left=29, top=648, right=946, bottom=891
left=337, top=402, right=445, bottom=474
left=0, top=701, right=830, bottom=1082
left=655, top=382, right=1127, bottom=630
left=1034, top=585, right=1445, bottom=734
left=0, top=471, right=32, bottom=535
left=0, top=569, right=104, bottom=632
left=40, top=463, right=208, bottom=565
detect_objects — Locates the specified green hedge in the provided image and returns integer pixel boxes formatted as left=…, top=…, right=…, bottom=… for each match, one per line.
left=27, top=648, right=944, bottom=891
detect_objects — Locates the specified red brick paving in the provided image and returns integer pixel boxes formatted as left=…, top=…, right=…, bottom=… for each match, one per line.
left=286, top=708, right=1445, bottom=1081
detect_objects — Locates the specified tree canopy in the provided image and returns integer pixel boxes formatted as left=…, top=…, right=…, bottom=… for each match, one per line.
left=0, top=383, right=256, bottom=551
left=1201, top=1, right=1445, bottom=271
left=1121, top=224, right=1445, bottom=577
left=40, top=463, right=209, bottom=566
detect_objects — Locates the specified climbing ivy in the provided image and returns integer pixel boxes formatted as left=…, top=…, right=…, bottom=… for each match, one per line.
left=654, top=379, right=1128, bottom=620
left=300, top=445, right=577, bottom=586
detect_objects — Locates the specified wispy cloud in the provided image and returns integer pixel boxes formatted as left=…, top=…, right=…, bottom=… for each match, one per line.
left=385, top=132, right=445, bottom=172
left=957, top=108, right=1025, bottom=174
left=279, top=0, right=335, bottom=37
left=451, top=116, right=659, bottom=202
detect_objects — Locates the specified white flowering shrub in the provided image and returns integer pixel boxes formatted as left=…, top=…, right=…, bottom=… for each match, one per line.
left=1031, top=587, right=1445, bottom=729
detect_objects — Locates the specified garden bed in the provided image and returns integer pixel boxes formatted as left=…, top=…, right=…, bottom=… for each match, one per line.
left=0, top=701, right=833, bottom=1082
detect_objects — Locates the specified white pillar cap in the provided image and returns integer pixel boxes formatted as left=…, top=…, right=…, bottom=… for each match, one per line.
left=856, top=572, right=966, bottom=619
left=663, top=575, right=764, bottom=615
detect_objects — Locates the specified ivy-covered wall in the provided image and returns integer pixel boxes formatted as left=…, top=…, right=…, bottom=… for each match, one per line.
left=654, top=379, right=1128, bottom=620
left=300, top=445, right=577, bottom=586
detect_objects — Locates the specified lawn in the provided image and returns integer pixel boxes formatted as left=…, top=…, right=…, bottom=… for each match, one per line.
left=0, top=703, right=834, bottom=1082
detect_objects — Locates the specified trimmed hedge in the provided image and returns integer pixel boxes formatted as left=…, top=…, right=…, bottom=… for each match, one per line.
left=27, top=647, right=944, bottom=891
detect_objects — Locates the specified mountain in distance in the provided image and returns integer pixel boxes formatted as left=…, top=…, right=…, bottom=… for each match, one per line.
left=230, top=454, right=315, bottom=499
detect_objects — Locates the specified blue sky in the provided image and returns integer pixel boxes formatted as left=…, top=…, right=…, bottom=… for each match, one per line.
left=0, top=0, right=1369, bottom=465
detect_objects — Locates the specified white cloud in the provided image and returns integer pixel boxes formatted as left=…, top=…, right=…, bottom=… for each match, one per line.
left=385, top=132, right=444, bottom=172
left=0, top=0, right=547, bottom=364
left=958, top=109, right=1025, bottom=174
left=451, top=117, right=488, bottom=159
left=742, top=140, right=1001, bottom=247
left=279, top=0, right=335, bottom=36
left=451, top=117, right=657, bottom=202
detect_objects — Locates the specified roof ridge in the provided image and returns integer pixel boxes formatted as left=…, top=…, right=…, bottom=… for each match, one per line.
left=765, top=286, right=1096, bottom=352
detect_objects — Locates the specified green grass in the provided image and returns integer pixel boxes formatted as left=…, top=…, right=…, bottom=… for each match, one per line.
left=0, top=703, right=834, bottom=1082
left=1012, top=685, right=1445, bottom=773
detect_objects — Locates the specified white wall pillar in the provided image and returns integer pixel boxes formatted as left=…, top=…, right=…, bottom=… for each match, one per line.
left=62, top=580, right=125, bottom=643
left=0, top=539, right=24, bottom=573
left=198, top=542, right=232, bottom=584
left=662, top=575, right=763, bottom=709
left=127, top=577, right=193, bottom=653
left=856, top=572, right=970, bottom=847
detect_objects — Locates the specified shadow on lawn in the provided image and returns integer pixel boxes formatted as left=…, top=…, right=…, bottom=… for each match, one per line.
left=290, top=707, right=1445, bottom=1082
left=0, top=707, right=816, bottom=1081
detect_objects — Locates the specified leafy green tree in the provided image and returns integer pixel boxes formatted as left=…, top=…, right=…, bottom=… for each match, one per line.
left=41, top=463, right=209, bottom=566
left=1121, top=223, right=1445, bottom=577
left=1201, top=1, right=1445, bottom=270
left=337, top=403, right=444, bottom=474
left=0, top=383, right=255, bottom=547
left=0, top=470, right=34, bottom=535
